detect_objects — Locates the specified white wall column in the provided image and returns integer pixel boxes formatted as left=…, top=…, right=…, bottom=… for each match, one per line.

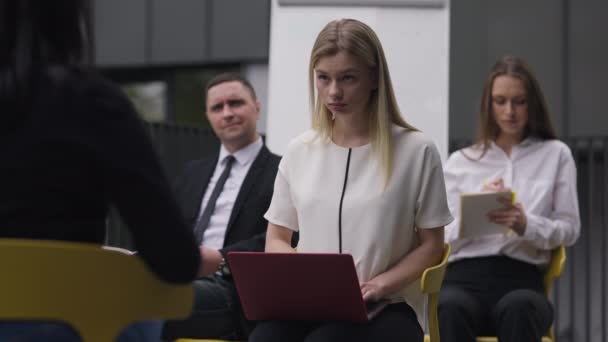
left=266, top=0, right=451, bottom=159
left=242, top=63, right=270, bottom=134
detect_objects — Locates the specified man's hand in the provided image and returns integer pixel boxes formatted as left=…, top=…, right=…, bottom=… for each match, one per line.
left=197, top=246, right=223, bottom=277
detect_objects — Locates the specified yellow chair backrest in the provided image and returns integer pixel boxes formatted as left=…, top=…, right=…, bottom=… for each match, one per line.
left=421, top=243, right=451, bottom=342
left=544, top=245, right=566, bottom=297
left=477, top=245, right=567, bottom=342
left=0, top=238, right=194, bottom=342
left=177, top=244, right=452, bottom=342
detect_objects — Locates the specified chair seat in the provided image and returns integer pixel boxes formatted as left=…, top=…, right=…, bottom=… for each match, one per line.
left=477, top=337, right=552, bottom=342
left=423, top=335, right=553, bottom=342
left=187, top=336, right=552, bottom=342
left=175, top=340, right=241, bottom=342
left=174, top=338, right=241, bottom=342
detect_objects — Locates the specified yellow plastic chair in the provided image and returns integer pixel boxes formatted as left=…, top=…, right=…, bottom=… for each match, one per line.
left=476, top=245, right=567, bottom=342
left=0, top=238, right=194, bottom=342
left=422, top=243, right=451, bottom=342
left=178, top=244, right=452, bottom=342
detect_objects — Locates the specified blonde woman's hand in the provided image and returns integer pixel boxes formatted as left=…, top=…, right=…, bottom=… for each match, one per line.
left=361, top=276, right=389, bottom=302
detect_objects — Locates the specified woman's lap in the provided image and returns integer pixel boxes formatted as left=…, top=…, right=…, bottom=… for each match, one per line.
left=249, top=302, right=422, bottom=342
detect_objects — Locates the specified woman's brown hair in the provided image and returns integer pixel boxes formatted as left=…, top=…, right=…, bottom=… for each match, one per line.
left=474, top=56, right=557, bottom=155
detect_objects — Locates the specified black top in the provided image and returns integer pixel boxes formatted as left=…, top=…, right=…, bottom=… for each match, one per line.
left=0, top=67, right=200, bottom=283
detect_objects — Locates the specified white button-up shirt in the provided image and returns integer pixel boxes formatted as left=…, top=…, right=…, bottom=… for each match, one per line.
left=199, top=137, right=263, bottom=249
left=444, top=138, right=581, bottom=265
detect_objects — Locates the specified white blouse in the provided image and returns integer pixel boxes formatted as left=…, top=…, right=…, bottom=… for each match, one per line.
left=443, top=138, right=581, bottom=265
left=265, top=126, right=453, bottom=326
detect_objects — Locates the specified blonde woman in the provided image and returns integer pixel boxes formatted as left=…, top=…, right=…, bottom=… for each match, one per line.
left=249, top=19, right=453, bottom=342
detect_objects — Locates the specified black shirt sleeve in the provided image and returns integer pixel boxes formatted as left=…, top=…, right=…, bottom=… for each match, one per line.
left=75, top=76, right=200, bottom=283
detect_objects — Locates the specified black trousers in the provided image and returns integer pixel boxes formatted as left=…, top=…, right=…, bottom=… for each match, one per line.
left=438, top=256, right=553, bottom=342
left=248, top=302, right=422, bottom=342
left=162, top=274, right=252, bottom=341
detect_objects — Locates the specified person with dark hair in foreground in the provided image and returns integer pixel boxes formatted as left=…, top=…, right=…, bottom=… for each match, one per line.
left=0, top=0, right=201, bottom=340
left=439, top=56, right=581, bottom=342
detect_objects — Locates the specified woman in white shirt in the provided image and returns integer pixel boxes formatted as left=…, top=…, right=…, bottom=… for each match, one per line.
left=439, top=56, right=581, bottom=342
left=248, top=19, right=453, bottom=342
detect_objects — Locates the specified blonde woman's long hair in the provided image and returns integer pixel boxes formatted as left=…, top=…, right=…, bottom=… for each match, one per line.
left=308, top=19, right=417, bottom=185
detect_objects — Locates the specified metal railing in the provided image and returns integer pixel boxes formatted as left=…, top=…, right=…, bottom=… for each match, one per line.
left=557, top=137, right=607, bottom=342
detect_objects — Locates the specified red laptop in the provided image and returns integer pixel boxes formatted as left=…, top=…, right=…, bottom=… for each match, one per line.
left=227, top=252, right=389, bottom=323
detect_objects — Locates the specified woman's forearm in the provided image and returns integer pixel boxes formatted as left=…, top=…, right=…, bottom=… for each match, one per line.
left=265, top=223, right=297, bottom=253
left=365, top=227, right=444, bottom=299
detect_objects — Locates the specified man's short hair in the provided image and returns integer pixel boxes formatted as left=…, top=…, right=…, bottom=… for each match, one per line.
left=206, top=72, right=257, bottom=100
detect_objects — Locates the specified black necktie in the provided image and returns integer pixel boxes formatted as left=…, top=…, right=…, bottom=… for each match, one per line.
left=193, top=155, right=235, bottom=245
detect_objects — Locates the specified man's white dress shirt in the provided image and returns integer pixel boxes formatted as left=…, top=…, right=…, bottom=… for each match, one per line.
left=199, top=137, right=263, bottom=249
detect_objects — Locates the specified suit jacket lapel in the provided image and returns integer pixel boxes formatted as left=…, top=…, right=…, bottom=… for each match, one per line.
left=225, top=146, right=270, bottom=237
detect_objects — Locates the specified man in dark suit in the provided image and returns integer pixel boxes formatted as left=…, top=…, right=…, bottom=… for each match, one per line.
left=162, top=73, right=280, bottom=341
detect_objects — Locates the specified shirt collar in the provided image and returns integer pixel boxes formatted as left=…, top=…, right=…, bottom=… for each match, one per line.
left=489, top=136, right=537, bottom=150
left=518, top=137, right=537, bottom=147
left=218, top=136, right=263, bottom=167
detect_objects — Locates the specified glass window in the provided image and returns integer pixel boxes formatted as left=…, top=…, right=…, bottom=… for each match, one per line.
left=102, top=64, right=239, bottom=127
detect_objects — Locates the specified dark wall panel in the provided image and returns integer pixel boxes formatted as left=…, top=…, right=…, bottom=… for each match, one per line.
left=449, top=0, right=564, bottom=140
left=567, top=0, right=608, bottom=137
left=210, top=0, right=271, bottom=61
left=149, top=0, right=209, bottom=64
left=93, top=0, right=147, bottom=66
left=448, top=0, right=488, bottom=141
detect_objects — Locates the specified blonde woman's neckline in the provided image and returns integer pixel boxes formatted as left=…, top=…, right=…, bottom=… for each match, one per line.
left=329, top=137, right=371, bottom=149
